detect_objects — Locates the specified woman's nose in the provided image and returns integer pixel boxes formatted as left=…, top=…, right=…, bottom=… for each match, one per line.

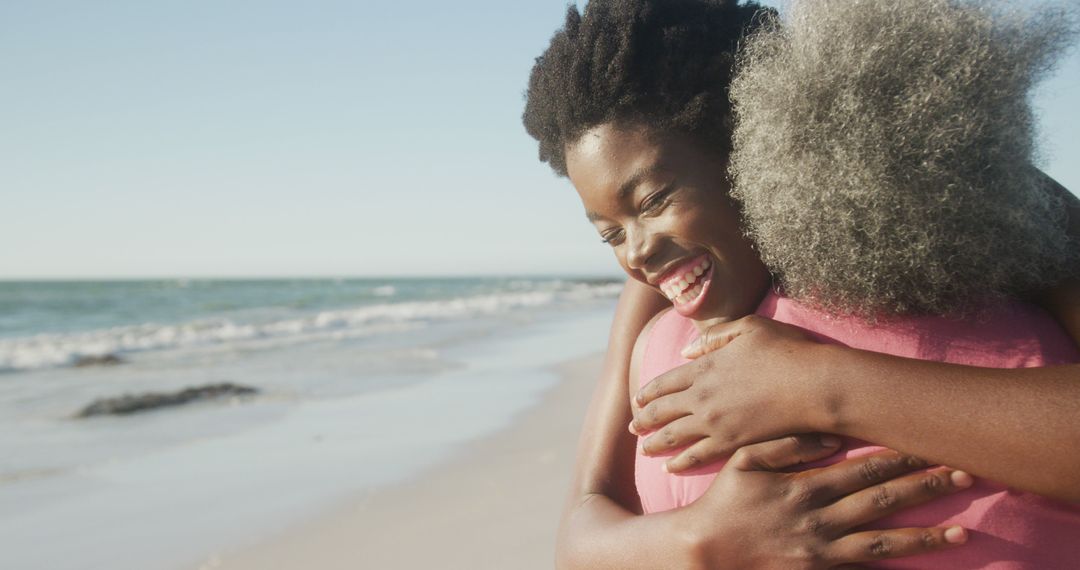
left=624, top=225, right=659, bottom=271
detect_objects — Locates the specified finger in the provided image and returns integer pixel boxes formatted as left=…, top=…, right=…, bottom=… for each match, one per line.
left=680, top=318, right=751, bottom=359
left=632, top=389, right=694, bottom=433
left=800, top=450, right=931, bottom=500
left=824, top=468, right=974, bottom=531
left=630, top=380, right=691, bottom=429
left=664, top=436, right=731, bottom=473
left=641, top=415, right=704, bottom=456
left=635, top=368, right=694, bottom=408
left=825, top=526, right=967, bottom=565
left=728, top=434, right=843, bottom=472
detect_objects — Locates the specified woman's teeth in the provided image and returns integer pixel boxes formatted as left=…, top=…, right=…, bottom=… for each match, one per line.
left=661, top=258, right=711, bottom=304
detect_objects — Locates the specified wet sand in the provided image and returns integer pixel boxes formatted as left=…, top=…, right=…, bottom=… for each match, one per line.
left=212, top=353, right=603, bottom=570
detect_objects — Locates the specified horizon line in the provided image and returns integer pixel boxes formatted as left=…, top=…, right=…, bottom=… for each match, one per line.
left=0, top=272, right=627, bottom=282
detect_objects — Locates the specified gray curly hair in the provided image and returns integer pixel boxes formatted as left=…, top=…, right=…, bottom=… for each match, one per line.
left=729, top=0, right=1079, bottom=317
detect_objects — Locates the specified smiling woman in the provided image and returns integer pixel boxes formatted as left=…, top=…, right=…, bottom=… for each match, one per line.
left=565, top=125, right=769, bottom=326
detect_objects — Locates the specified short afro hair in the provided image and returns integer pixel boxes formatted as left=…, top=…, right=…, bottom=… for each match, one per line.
left=523, top=0, right=773, bottom=177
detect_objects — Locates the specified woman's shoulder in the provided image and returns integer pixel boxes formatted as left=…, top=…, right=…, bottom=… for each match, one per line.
left=631, top=308, right=703, bottom=388
left=629, top=307, right=675, bottom=389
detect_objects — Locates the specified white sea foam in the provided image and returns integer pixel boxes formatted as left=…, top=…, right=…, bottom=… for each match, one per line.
left=372, top=285, right=396, bottom=297
left=0, top=281, right=623, bottom=373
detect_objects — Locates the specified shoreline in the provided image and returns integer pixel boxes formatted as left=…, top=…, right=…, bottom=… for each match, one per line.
left=209, top=352, right=604, bottom=570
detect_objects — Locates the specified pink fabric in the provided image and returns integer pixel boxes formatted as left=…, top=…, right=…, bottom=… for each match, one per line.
left=635, top=291, right=1080, bottom=569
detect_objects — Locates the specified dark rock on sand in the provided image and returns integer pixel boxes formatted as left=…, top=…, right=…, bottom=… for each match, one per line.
left=73, top=354, right=125, bottom=367
left=75, top=383, right=259, bottom=418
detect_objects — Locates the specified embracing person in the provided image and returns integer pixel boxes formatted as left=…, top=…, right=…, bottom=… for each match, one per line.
left=523, top=0, right=1080, bottom=568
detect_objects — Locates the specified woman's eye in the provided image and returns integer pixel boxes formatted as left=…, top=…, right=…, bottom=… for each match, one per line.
left=640, top=189, right=673, bottom=214
left=600, top=229, right=625, bottom=246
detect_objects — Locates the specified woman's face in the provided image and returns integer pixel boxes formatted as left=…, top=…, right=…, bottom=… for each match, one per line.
left=565, top=123, right=770, bottom=325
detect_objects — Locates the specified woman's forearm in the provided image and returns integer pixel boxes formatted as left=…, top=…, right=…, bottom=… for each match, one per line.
left=559, top=493, right=698, bottom=570
left=821, top=345, right=1080, bottom=502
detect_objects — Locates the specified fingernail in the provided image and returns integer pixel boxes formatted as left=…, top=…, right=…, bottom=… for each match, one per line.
left=680, top=342, right=696, bottom=358
left=661, top=463, right=670, bottom=473
left=628, top=421, right=638, bottom=436
left=819, top=435, right=842, bottom=448
left=944, top=526, right=968, bottom=544
left=950, top=470, right=974, bottom=488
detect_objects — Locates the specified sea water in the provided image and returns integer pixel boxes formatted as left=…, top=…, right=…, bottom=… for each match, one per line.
left=0, top=277, right=621, bottom=570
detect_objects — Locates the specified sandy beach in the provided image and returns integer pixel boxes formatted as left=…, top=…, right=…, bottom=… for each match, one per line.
left=0, top=280, right=617, bottom=570
left=211, top=353, right=602, bottom=570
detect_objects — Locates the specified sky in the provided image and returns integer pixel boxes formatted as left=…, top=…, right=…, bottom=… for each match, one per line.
left=2, top=1, right=1078, bottom=279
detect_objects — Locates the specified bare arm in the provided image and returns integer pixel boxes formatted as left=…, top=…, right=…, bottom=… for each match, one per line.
left=820, top=343, right=1080, bottom=502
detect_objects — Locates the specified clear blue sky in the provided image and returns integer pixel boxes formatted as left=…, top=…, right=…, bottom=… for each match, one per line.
left=2, top=1, right=1078, bottom=279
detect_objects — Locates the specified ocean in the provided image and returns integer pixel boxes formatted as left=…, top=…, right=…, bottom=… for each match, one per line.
left=0, top=277, right=622, bottom=570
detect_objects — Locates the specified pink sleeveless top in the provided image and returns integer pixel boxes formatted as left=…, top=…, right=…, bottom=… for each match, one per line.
left=636, top=292, right=1080, bottom=569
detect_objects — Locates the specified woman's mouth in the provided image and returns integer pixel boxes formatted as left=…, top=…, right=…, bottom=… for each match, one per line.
left=658, top=256, right=713, bottom=317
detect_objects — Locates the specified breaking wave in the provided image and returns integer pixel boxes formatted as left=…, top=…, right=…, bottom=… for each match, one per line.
left=0, top=280, right=622, bottom=373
